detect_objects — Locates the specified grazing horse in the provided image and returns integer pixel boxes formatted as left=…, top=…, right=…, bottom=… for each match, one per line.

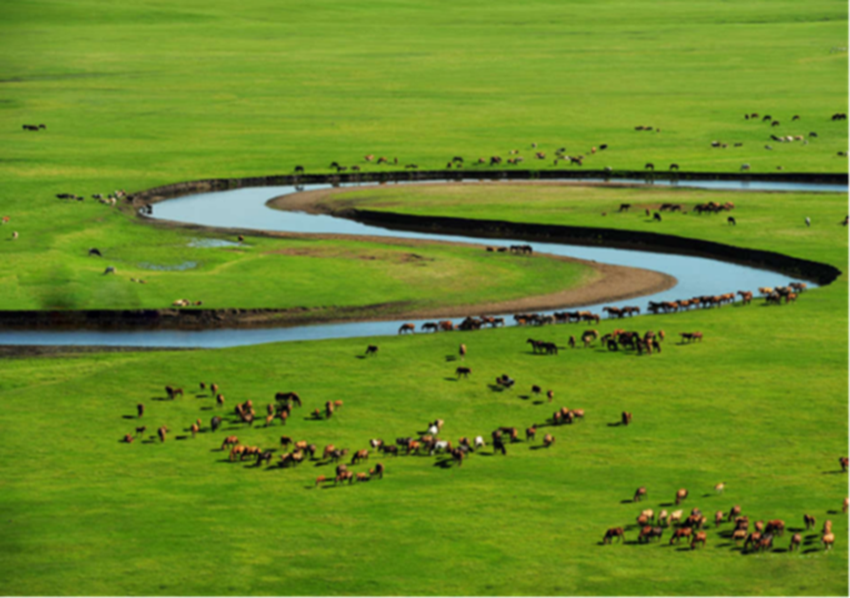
left=822, top=533, right=835, bottom=550
left=789, top=533, right=802, bottom=551
left=165, top=386, right=183, bottom=400
left=365, top=345, right=379, bottom=356
left=728, top=216, right=736, bottom=225
left=669, top=163, right=679, bottom=170
left=621, top=411, right=632, bottom=426
left=680, top=332, right=703, bottom=343
left=421, top=322, right=438, bottom=332
left=634, top=487, right=647, bottom=502
left=456, top=366, right=471, bottom=379
left=691, top=531, right=707, bottom=549
left=137, top=403, right=145, bottom=417
left=398, top=323, right=415, bottom=335
left=602, top=527, right=625, bottom=544
left=669, top=527, right=693, bottom=544
left=804, top=513, right=816, bottom=530
left=157, top=426, right=168, bottom=443
left=644, top=163, right=654, bottom=170
left=675, top=488, right=688, bottom=505
left=542, top=433, right=555, bottom=448
left=653, top=212, right=662, bottom=222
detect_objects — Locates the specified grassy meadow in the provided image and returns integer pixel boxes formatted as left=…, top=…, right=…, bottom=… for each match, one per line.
left=0, top=0, right=848, bottom=595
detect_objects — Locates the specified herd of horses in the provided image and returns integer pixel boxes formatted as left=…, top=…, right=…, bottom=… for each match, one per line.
left=602, top=484, right=846, bottom=553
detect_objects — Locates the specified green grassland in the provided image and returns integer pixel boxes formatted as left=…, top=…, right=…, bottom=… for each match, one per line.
left=329, top=184, right=849, bottom=268
left=0, top=0, right=846, bottom=313
left=0, top=212, right=594, bottom=314
left=1, top=0, right=848, bottom=595
left=0, top=184, right=847, bottom=595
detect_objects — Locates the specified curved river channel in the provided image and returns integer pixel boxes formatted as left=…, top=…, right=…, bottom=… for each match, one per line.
left=2, top=179, right=844, bottom=348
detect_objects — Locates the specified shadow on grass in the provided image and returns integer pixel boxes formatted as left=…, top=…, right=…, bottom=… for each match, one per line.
left=443, top=377, right=459, bottom=382
left=803, top=548, right=820, bottom=554
left=121, top=415, right=137, bottom=420
left=607, top=422, right=623, bottom=427
left=529, top=445, right=550, bottom=451
left=658, top=502, right=674, bottom=507
left=445, top=355, right=457, bottom=362
left=821, top=470, right=845, bottom=475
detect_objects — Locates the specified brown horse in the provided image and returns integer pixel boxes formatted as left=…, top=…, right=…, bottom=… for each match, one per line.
left=602, top=527, right=625, bottom=544
left=398, top=323, right=415, bottom=334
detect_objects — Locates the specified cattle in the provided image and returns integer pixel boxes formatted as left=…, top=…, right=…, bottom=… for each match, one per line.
left=675, top=488, right=688, bottom=505
left=365, top=345, right=379, bottom=356
left=190, top=422, right=199, bottom=437
left=822, top=533, right=835, bottom=550
left=456, top=366, right=471, bottom=379
left=653, top=212, right=662, bottom=222
left=602, top=527, right=625, bottom=544
left=398, top=323, right=415, bottom=335
left=315, top=475, right=327, bottom=487
left=157, top=426, right=168, bottom=443
left=727, top=216, right=736, bottom=226
left=633, top=487, right=647, bottom=502
left=136, top=403, right=145, bottom=418
left=621, top=411, right=632, bottom=426
left=221, top=436, right=239, bottom=450
left=727, top=505, right=742, bottom=522
left=542, top=433, right=555, bottom=448
left=123, top=434, right=134, bottom=443
left=279, top=436, right=292, bottom=449
left=165, top=386, right=184, bottom=399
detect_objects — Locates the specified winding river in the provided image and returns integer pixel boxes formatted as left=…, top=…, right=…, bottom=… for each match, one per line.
left=1, top=179, right=844, bottom=348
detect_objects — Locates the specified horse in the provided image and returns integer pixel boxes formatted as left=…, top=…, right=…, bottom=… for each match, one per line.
left=602, top=527, right=625, bottom=544
left=365, top=345, right=379, bottom=356
left=456, top=366, right=471, bottom=379
left=398, top=323, right=415, bottom=334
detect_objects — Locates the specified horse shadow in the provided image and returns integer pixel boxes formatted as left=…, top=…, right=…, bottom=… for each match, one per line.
left=532, top=400, right=545, bottom=405
left=443, top=377, right=459, bottom=382
left=355, top=355, right=366, bottom=360
left=803, top=548, right=820, bottom=554
left=788, top=526, right=805, bottom=533
left=487, top=385, right=504, bottom=392
left=658, top=502, right=675, bottom=507
left=175, top=435, right=188, bottom=440
left=518, top=394, right=530, bottom=400
left=195, top=394, right=206, bottom=399
left=200, top=406, right=213, bottom=411
left=304, top=416, right=324, bottom=422
left=607, top=422, right=623, bottom=427
left=433, top=460, right=453, bottom=469
left=141, top=439, right=156, bottom=445
left=772, top=548, right=789, bottom=553
left=445, top=355, right=457, bottom=362
left=122, top=415, right=136, bottom=420
left=529, top=445, right=547, bottom=451
left=827, top=510, right=841, bottom=515
left=715, top=542, right=733, bottom=548
left=821, top=470, right=845, bottom=475
left=675, top=547, right=693, bottom=552
left=620, top=499, right=635, bottom=505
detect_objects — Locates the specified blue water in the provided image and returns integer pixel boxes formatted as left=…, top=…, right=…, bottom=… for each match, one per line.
left=1, top=179, right=839, bottom=348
